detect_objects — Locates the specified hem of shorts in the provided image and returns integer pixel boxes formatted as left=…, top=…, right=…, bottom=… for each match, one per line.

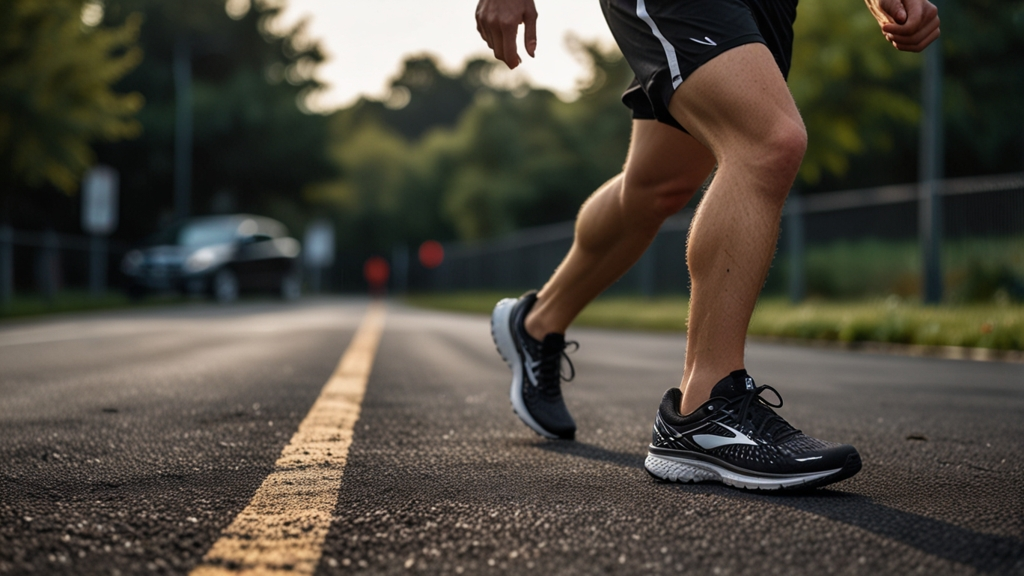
left=648, top=34, right=767, bottom=133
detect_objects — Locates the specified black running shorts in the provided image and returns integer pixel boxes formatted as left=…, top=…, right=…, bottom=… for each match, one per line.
left=600, top=0, right=798, bottom=132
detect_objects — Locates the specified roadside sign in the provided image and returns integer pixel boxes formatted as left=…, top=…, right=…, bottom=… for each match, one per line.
left=304, top=220, right=335, bottom=267
left=82, top=166, right=119, bottom=236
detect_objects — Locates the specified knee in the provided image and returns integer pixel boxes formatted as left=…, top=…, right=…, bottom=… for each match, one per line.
left=736, top=118, right=806, bottom=205
left=758, top=119, right=807, bottom=184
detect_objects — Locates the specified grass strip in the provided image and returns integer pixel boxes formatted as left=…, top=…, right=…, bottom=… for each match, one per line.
left=0, top=291, right=181, bottom=321
left=404, top=292, right=1024, bottom=351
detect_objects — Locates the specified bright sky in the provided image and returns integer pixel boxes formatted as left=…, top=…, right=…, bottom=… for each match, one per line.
left=271, top=0, right=616, bottom=111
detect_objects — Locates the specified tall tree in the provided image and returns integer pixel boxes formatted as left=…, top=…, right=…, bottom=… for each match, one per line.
left=789, top=0, right=920, bottom=187
left=97, top=0, right=335, bottom=239
left=0, top=0, right=142, bottom=199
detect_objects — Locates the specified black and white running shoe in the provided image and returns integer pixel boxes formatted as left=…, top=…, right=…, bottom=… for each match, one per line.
left=645, top=370, right=861, bottom=490
left=491, top=291, right=577, bottom=440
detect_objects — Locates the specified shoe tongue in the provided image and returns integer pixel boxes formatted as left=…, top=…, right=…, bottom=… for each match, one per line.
left=710, top=369, right=756, bottom=399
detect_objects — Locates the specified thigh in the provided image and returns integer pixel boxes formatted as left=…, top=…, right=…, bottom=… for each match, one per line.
left=667, top=43, right=803, bottom=157
left=602, top=0, right=766, bottom=132
left=623, top=119, right=716, bottom=192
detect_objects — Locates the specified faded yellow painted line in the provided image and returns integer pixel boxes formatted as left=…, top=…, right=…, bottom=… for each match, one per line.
left=191, top=302, right=386, bottom=576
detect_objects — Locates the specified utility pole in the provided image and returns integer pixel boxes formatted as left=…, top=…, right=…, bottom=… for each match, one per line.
left=918, top=5, right=944, bottom=304
left=173, top=36, right=193, bottom=221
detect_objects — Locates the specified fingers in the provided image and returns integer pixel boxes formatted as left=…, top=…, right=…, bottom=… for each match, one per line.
left=882, top=0, right=937, bottom=33
left=477, top=21, right=493, bottom=52
left=882, top=0, right=939, bottom=52
left=889, top=24, right=940, bottom=52
left=524, top=8, right=537, bottom=58
left=501, top=25, right=521, bottom=68
left=490, top=26, right=507, bottom=64
left=884, top=17, right=938, bottom=48
left=476, top=18, right=489, bottom=46
left=474, top=0, right=536, bottom=69
left=875, top=0, right=907, bottom=24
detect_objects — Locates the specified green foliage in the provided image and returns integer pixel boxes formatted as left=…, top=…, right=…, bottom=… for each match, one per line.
left=750, top=298, right=1024, bottom=350
left=0, top=0, right=143, bottom=193
left=315, top=42, right=633, bottom=251
left=942, top=0, right=1024, bottom=177
left=96, top=0, right=335, bottom=240
left=794, top=0, right=1024, bottom=189
left=765, top=236, right=1024, bottom=301
left=319, top=0, right=1023, bottom=257
left=789, top=0, right=920, bottom=185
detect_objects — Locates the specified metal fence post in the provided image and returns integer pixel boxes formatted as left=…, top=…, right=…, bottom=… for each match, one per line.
left=0, top=224, right=12, bottom=308
left=919, top=11, right=944, bottom=304
left=786, top=192, right=805, bottom=303
left=392, top=244, right=409, bottom=294
left=89, top=235, right=108, bottom=296
left=41, top=229, right=59, bottom=302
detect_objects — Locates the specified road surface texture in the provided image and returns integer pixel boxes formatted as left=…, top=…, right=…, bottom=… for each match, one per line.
left=1, top=298, right=1022, bottom=575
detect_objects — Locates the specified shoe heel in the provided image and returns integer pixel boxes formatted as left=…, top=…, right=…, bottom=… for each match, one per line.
left=490, top=298, right=518, bottom=368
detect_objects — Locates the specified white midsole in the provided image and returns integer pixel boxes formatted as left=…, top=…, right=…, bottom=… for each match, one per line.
left=491, top=298, right=558, bottom=439
left=645, top=452, right=841, bottom=490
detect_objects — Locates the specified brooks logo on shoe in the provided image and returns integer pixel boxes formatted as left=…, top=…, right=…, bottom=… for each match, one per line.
left=692, top=422, right=757, bottom=450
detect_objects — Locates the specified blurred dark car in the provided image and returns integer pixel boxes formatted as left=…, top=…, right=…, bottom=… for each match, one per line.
left=121, top=214, right=302, bottom=302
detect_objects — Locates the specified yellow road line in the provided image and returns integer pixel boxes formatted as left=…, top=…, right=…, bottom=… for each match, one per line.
left=191, top=302, right=386, bottom=576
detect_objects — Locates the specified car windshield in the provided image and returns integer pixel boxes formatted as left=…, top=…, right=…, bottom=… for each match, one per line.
left=145, top=219, right=242, bottom=247
left=178, top=222, right=238, bottom=247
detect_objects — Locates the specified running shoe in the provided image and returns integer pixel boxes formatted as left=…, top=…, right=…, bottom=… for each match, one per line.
left=645, top=370, right=861, bottom=490
left=491, top=291, right=577, bottom=440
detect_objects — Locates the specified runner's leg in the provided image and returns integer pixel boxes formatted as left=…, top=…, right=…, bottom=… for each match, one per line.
left=524, top=119, right=716, bottom=340
left=667, top=43, right=807, bottom=414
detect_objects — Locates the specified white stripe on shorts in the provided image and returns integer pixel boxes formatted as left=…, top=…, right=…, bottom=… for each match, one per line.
left=635, top=0, right=683, bottom=88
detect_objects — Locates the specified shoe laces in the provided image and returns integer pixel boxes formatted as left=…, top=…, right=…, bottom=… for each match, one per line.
left=731, top=384, right=801, bottom=444
left=530, top=340, right=578, bottom=395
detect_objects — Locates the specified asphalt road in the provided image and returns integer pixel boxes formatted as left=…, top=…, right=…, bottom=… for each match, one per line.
left=1, top=298, right=1022, bottom=575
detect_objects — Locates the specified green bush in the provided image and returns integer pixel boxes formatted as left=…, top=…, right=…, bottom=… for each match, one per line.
left=764, top=236, right=1024, bottom=301
left=406, top=293, right=1024, bottom=351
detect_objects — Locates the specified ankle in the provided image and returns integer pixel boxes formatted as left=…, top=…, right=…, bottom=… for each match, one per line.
left=524, top=307, right=562, bottom=342
left=679, top=367, right=743, bottom=414
left=678, top=391, right=707, bottom=416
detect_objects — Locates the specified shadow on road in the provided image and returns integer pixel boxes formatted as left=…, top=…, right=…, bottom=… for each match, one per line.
left=537, top=440, right=1024, bottom=574
left=733, top=487, right=1024, bottom=574
left=534, top=440, right=646, bottom=470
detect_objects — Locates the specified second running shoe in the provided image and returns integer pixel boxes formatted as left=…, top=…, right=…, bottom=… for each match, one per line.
left=491, top=291, right=577, bottom=439
left=645, top=370, right=862, bottom=490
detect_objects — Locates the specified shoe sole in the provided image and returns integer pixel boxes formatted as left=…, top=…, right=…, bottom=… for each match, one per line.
left=491, top=298, right=560, bottom=440
left=644, top=451, right=862, bottom=491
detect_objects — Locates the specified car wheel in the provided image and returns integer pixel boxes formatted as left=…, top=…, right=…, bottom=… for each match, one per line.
left=212, top=268, right=239, bottom=303
left=280, top=272, right=301, bottom=301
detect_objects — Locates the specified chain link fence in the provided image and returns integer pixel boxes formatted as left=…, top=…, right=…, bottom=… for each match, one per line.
left=408, top=172, right=1024, bottom=303
left=0, top=227, right=127, bottom=307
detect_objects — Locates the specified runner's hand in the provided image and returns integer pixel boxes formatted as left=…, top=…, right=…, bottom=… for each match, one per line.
left=475, top=0, right=538, bottom=69
left=865, top=0, right=940, bottom=52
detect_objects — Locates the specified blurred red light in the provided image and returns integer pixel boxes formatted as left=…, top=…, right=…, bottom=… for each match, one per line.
left=363, top=256, right=390, bottom=287
left=418, top=240, right=444, bottom=269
